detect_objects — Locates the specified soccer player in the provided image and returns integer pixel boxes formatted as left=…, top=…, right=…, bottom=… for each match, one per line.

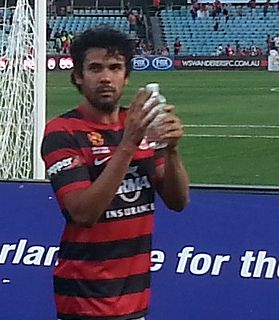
left=41, top=27, right=190, bottom=320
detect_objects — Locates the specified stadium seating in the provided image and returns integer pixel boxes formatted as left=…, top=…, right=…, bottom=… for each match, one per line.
left=160, top=5, right=279, bottom=56
left=48, top=10, right=132, bottom=40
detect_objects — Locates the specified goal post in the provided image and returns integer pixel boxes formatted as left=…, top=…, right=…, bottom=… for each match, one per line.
left=34, top=0, right=46, bottom=179
left=0, top=0, right=46, bottom=180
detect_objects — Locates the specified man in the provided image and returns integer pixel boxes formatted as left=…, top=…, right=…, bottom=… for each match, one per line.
left=173, top=37, right=182, bottom=56
left=41, top=27, right=190, bottom=320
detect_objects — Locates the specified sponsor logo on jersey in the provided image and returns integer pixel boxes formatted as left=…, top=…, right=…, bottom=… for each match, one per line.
left=116, top=166, right=152, bottom=203
left=87, top=132, right=104, bottom=146
left=94, top=156, right=112, bottom=166
left=92, top=146, right=111, bottom=154
left=106, top=202, right=155, bottom=219
left=47, top=156, right=84, bottom=176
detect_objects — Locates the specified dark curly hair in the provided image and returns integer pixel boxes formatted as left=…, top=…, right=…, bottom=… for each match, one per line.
left=70, top=27, right=134, bottom=92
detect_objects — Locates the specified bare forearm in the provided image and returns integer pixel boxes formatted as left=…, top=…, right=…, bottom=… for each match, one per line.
left=157, top=147, right=190, bottom=211
left=64, top=142, right=136, bottom=226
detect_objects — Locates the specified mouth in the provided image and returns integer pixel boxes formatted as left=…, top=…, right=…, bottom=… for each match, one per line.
left=97, top=87, right=115, bottom=95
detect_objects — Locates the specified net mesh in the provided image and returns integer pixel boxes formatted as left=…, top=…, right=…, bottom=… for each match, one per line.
left=0, top=0, right=36, bottom=179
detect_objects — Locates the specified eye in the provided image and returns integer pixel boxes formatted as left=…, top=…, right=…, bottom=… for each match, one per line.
left=88, top=64, right=102, bottom=72
left=110, top=64, right=123, bottom=71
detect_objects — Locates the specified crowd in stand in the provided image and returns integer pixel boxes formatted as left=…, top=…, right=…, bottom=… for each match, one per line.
left=214, top=41, right=263, bottom=57
left=51, top=28, right=76, bottom=55
left=189, top=0, right=279, bottom=21
left=46, top=0, right=279, bottom=58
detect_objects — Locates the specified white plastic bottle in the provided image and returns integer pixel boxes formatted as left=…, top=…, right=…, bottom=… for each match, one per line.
left=144, top=83, right=168, bottom=149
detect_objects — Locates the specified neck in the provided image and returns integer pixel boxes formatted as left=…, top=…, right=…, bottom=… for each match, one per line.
left=81, top=99, right=120, bottom=124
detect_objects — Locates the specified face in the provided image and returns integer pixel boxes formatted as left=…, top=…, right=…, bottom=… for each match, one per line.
left=74, top=48, right=129, bottom=113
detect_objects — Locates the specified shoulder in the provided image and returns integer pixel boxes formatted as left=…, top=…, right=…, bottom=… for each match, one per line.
left=45, top=108, right=82, bottom=135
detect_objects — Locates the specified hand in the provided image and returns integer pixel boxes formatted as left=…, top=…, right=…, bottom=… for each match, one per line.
left=121, top=88, right=161, bottom=148
left=157, top=104, right=184, bottom=150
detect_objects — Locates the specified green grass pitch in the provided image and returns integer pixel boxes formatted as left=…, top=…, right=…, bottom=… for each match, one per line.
left=47, top=70, right=279, bottom=186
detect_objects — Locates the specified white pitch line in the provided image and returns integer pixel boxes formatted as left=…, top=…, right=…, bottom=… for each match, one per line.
left=183, top=134, right=279, bottom=139
left=184, top=124, right=279, bottom=129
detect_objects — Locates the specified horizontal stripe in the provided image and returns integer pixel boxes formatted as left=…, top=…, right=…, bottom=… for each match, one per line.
left=56, top=181, right=91, bottom=207
left=52, top=166, right=91, bottom=193
left=56, top=253, right=151, bottom=281
left=43, top=128, right=124, bottom=153
left=76, top=106, right=128, bottom=131
left=59, top=235, right=151, bottom=261
left=62, top=215, right=153, bottom=243
left=57, top=308, right=147, bottom=320
left=43, top=147, right=91, bottom=168
left=60, top=109, right=83, bottom=119
left=42, top=131, right=80, bottom=155
left=55, top=272, right=150, bottom=298
left=56, top=289, right=150, bottom=317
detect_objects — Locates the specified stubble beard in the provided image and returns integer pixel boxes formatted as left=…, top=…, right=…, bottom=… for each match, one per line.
left=86, top=94, right=120, bottom=114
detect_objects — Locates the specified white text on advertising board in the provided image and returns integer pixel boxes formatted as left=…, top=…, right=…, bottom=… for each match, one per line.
left=181, top=59, right=260, bottom=68
left=132, top=57, right=150, bottom=70
left=152, top=56, right=173, bottom=70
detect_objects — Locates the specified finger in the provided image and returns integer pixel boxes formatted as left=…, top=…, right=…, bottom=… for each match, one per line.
left=142, top=106, right=161, bottom=127
left=129, top=88, right=151, bottom=112
left=142, top=96, right=161, bottom=117
left=163, top=104, right=175, bottom=113
left=160, top=127, right=184, bottom=140
left=157, top=114, right=181, bottom=128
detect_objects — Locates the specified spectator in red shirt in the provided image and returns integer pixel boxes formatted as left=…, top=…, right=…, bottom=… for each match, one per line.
left=153, top=0, right=160, bottom=16
left=173, top=37, right=182, bottom=56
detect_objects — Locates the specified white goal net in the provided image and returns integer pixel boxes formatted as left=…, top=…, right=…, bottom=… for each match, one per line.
left=0, top=0, right=46, bottom=180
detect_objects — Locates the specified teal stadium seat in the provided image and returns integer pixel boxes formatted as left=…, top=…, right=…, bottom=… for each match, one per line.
left=160, top=6, right=276, bottom=55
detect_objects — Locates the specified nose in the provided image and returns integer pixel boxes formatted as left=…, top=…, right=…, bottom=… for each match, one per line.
left=100, top=68, right=112, bottom=84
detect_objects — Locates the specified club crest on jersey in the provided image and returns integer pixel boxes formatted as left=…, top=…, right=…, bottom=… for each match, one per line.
left=87, top=132, right=104, bottom=146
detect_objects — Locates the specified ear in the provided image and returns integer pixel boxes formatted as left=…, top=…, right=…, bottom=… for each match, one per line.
left=124, top=76, right=129, bottom=86
left=73, top=71, right=83, bottom=85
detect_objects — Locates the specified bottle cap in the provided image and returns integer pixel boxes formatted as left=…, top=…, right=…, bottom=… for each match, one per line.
left=145, top=83, right=160, bottom=93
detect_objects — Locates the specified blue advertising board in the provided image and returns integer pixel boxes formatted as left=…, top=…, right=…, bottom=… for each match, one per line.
left=0, top=182, right=279, bottom=320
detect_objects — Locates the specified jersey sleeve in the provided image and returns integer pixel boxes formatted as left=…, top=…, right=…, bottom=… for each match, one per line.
left=41, top=122, right=91, bottom=206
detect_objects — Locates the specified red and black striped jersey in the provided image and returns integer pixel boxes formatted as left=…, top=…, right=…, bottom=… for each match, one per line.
left=41, top=105, right=165, bottom=320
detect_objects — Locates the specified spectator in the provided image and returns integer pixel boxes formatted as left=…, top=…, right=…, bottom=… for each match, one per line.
left=273, top=33, right=279, bottom=49
left=124, top=1, right=132, bottom=17
left=213, top=20, right=219, bottom=31
left=248, top=0, right=256, bottom=12
left=225, top=43, right=234, bottom=56
left=54, top=32, right=62, bottom=53
left=47, top=23, right=52, bottom=41
left=266, top=34, right=273, bottom=53
left=135, top=39, right=144, bottom=55
left=250, top=41, right=257, bottom=56
left=153, top=0, right=160, bottom=16
left=173, top=37, right=182, bottom=55
left=223, top=5, right=229, bottom=23
left=216, top=44, right=223, bottom=56
left=190, top=3, right=198, bottom=20
left=161, top=42, right=170, bottom=56
left=214, top=0, right=223, bottom=15
left=235, top=40, right=241, bottom=55
left=128, top=10, right=137, bottom=34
